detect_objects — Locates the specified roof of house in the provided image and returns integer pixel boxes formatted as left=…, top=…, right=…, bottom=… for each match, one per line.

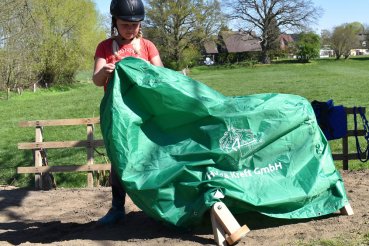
left=203, top=31, right=262, bottom=54
left=221, top=31, right=261, bottom=53
left=279, top=34, right=295, bottom=50
left=280, top=34, right=294, bottom=43
left=204, top=40, right=219, bottom=54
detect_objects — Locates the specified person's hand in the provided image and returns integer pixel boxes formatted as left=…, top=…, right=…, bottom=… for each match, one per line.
left=102, top=63, right=116, bottom=78
left=93, top=58, right=116, bottom=87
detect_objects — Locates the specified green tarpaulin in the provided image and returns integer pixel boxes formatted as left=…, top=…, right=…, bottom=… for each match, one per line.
left=100, top=57, right=349, bottom=227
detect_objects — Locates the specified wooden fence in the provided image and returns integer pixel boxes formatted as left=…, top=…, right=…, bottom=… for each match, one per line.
left=17, top=117, right=110, bottom=189
left=331, top=107, right=366, bottom=170
left=17, top=107, right=367, bottom=189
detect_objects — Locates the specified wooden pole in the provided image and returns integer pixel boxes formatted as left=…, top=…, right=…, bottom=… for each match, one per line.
left=211, top=202, right=250, bottom=245
left=340, top=204, right=354, bottom=216
left=342, top=109, right=349, bottom=170
left=34, top=126, right=43, bottom=189
left=87, top=124, right=94, bottom=188
left=211, top=210, right=227, bottom=246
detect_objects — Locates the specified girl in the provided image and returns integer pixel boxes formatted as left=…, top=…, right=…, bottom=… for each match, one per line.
left=93, top=0, right=163, bottom=225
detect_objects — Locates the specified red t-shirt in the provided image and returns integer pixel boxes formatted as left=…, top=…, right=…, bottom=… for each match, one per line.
left=95, top=38, right=160, bottom=90
left=94, top=37, right=160, bottom=64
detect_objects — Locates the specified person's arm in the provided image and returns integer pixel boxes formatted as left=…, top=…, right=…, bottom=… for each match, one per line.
left=92, top=57, right=116, bottom=87
left=149, top=55, right=163, bottom=67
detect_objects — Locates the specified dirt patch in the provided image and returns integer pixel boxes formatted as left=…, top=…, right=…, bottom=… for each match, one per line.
left=1, top=170, right=368, bottom=246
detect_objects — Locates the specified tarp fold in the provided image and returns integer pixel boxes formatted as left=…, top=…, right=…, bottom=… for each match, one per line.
left=100, top=57, right=349, bottom=227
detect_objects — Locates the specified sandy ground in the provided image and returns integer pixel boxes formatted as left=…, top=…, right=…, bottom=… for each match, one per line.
left=1, top=170, right=369, bottom=246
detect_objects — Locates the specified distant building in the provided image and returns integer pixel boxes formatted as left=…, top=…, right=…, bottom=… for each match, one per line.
left=279, top=34, right=295, bottom=51
left=203, top=31, right=303, bottom=62
left=220, top=31, right=262, bottom=53
left=203, top=31, right=261, bottom=55
left=320, top=49, right=335, bottom=58
left=350, top=32, right=369, bottom=56
left=203, top=40, right=218, bottom=54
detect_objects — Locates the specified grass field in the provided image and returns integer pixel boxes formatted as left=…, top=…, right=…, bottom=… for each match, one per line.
left=1, top=56, right=369, bottom=188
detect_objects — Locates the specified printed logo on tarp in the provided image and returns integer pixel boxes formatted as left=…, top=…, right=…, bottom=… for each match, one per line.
left=206, top=162, right=283, bottom=180
left=219, top=128, right=261, bottom=157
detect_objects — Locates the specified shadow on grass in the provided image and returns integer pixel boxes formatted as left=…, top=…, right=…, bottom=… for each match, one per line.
left=349, top=56, right=369, bottom=61
left=272, top=59, right=310, bottom=64
left=272, top=57, right=369, bottom=64
left=0, top=148, right=34, bottom=187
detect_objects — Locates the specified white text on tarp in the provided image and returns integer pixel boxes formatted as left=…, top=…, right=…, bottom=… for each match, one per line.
left=206, top=162, right=283, bottom=180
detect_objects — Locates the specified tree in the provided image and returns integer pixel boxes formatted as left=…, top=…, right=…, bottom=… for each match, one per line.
left=320, top=29, right=332, bottom=47
left=331, top=22, right=362, bottom=59
left=226, top=0, right=321, bottom=64
left=363, top=24, right=369, bottom=47
left=31, top=0, right=106, bottom=86
left=264, top=16, right=282, bottom=60
left=295, top=32, right=320, bottom=63
left=0, top=0, right=36, bottom=94
left=144, top=0, right=224, bottom=70
left=365, top=24, right=369, bottom=48
left=0, top=0, right=106, bottom=93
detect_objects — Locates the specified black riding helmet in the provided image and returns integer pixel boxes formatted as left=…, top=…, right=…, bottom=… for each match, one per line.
left=110, top=0, right=145, bottom=22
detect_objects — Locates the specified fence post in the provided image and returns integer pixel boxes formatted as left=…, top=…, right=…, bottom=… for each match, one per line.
left=342, top=109, right=349, bottom=170
left=342, top=136, right=349, bottom=170
left=87, top=123, right=94, bottom=188
left=35, top=125, right=43, bottom=189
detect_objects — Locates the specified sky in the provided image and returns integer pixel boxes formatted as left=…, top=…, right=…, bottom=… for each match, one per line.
left=92, top=0, right=369, bottom=33
left=311, top=0, right=369, bottom=32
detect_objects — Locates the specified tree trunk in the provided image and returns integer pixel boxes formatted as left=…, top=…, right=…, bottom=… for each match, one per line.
left=260, top=41, right=271, bottom=64
left=261, top=51, right=271, bottom=64
left=173, top=47, right=181, bottom=70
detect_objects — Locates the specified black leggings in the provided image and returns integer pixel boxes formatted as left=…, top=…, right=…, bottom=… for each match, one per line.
left=110, top=167, right=126, bottom=208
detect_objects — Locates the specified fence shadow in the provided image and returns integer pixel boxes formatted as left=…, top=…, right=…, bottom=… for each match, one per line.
left=0, top=187, right=342, bottom=245
left=0, top=210, right=214, bottom=245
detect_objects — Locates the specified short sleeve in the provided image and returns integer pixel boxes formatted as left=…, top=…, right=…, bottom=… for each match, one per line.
left=142, top=39, right=160, bottom=60
left=94, top=39, right=113, bottom=60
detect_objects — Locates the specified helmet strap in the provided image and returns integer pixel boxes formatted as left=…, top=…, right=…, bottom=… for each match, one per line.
left=113, top=36, right=141, bottom=56
left=132, top=37, right=141, bottom=55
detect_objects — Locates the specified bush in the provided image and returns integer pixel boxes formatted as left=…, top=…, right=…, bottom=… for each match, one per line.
left=296, top=32, right=321, bottom=63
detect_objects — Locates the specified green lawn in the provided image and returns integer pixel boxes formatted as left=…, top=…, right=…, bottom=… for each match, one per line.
left=1, top=57, right=369, bottom=187
left=191, top=57, right=369, bottom=106
left=0, top=79, right=105, bottom=187
left=190, top=57, right=369, bottom=171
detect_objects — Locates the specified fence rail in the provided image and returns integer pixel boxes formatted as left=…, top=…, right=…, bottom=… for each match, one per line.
left=331, top=107, right=366, bottom=170
left=17, top=117, right=110, bottom=189
left=17, top=107, right=366, bottom=189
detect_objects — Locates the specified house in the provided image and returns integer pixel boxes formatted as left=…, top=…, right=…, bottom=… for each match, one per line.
left=350, top=32, right=369, bottom=56
left=203, top=31, right=261, bottom=64
left=279, top=34, right=295, bottom=50
left=204, top=40, right=218, bottom=54
left=320, top=49, right=335, bottom=58
left=203, top=31, right=261, bottom=56
left=219, top=31, right=262, bottom=53
left=203, top=31, right=301, bottom=63
left=204, top=31, right=297, bottom=54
